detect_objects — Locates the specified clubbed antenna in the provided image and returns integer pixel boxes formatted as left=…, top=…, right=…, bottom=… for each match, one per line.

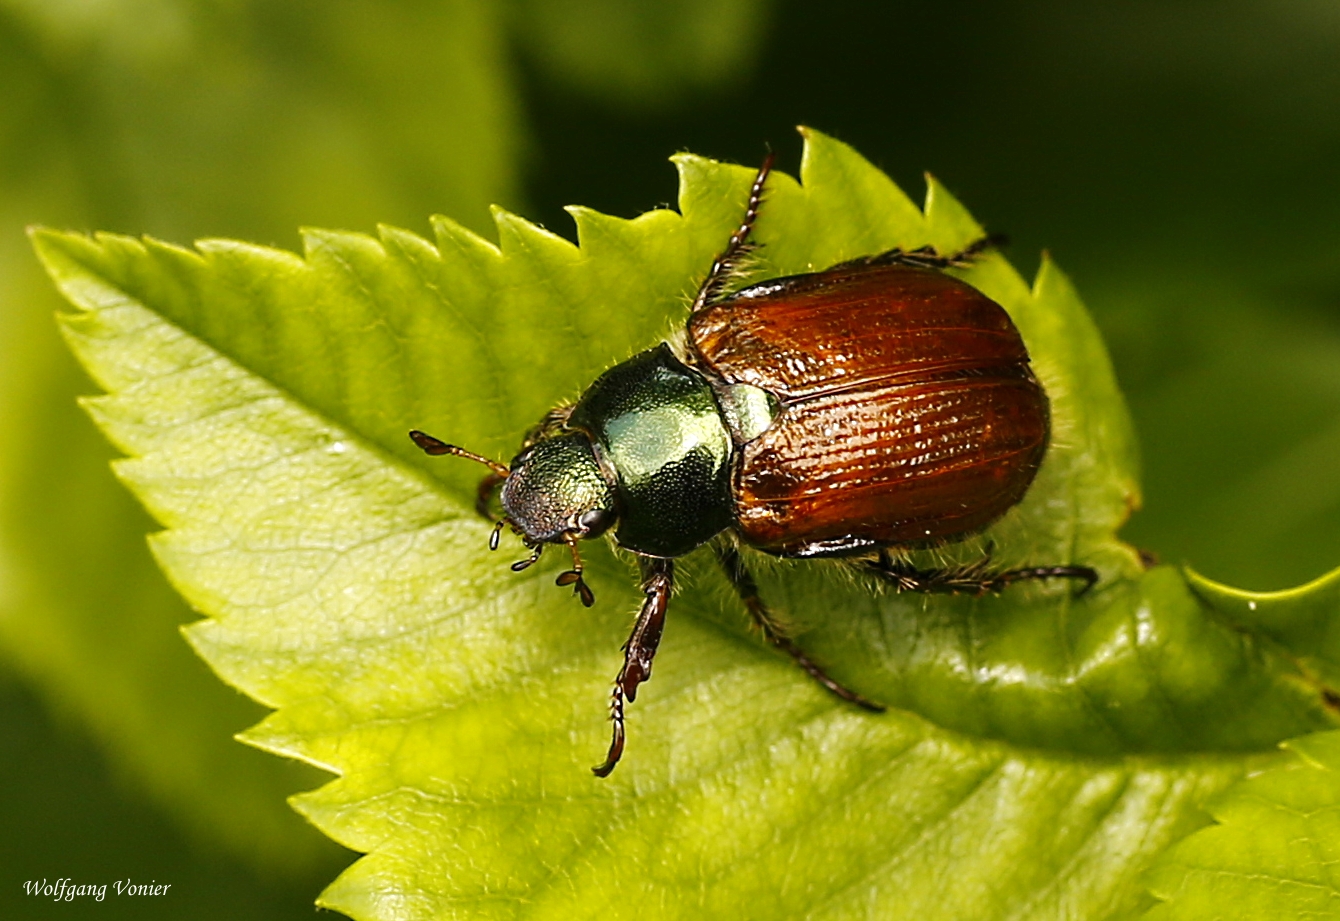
left=409, top=430, right=510, bottom=478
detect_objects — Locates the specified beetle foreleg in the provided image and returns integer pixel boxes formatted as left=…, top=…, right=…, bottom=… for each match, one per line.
left=867, top=549, right=1097, bottom=595
left=521, top=404, right=574, bottom=450
left=475, top=472, right=506, bottom=520
left=593, top=557, right=673, bottom=777
left=716, top=544, right=884, bottom=712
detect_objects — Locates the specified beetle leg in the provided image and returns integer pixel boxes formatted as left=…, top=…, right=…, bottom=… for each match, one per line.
left=521, top=404, right=574, bottom=450
left=833, top=233, right=1008, bottom=273
left=982, top=564, right=1099, bottom=594
left=867, top=549, right=1098, bottom=595
left=556, top=534, right=596, bottom=607
left=939, top=233, right=1009, bottom=266
left=475, top=472, right=506, bottom=520
left=593, top=557, right=673, bottom=777
left=690, top=151, right=775, bottom=312
left=716, top=544, right=885, bottom=712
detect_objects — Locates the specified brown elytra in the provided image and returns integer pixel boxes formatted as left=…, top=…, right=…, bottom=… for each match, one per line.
left=688, top=262, right=1048, bottom=556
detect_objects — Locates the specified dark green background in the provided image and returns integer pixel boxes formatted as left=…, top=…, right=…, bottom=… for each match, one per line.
left=2, top=1, right=1337, bottom=917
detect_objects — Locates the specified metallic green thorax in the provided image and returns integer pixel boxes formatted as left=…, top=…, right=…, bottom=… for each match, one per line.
left=568, top=344, right=734, bottom=557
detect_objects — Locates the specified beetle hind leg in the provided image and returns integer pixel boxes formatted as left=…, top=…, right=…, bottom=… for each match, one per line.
left=866, top=548, right=1097, bottom=596
left=716, top=544, right=884, bottom=712
left=835, top=233, right=1008, bottom=272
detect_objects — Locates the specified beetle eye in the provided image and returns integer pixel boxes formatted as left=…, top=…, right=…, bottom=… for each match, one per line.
left=578, top=508, right=614, bottom=538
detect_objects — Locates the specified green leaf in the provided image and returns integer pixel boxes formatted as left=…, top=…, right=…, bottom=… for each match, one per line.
left=1187, top=566, right=1340, bottom=699
left=33, top=128, right=1340, bottom=919
left=1146, top=729, right=1340, bottom=919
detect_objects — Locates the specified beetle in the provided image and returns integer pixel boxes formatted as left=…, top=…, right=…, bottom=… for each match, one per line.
left=410, top=153, right=1097, bottom=776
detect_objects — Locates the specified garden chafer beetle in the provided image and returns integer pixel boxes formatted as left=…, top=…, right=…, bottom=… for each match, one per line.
left=411, top=154, right=1096, bottom=776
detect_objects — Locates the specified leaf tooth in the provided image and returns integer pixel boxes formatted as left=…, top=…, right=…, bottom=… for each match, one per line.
left=430, top=212, right=501, bottom=267
left=796, top=125, right=924, bottom=255
left=376, top=228, right=522, bottom=459
left=298, top=229, right=453, bottom=448
left=112, top=457, right=192, bottom=530
left=672, top=152, right=759, bottom=238
left=238, top=711, right=339, bottom=773
left=1032, top=250, right=1079, bottom=302
left=190, top=234, right=294, bottom=264
left=922, top=172, right=985, bottom=253
left=378, top=224, right=441, bottom=267
left=289, top=788, right=363, bottom=851
left=79, top=395, right=150, bottom=459
left=741, top=162, right=816, bottom=277
left=487, top=206, right=613, bottom=387
left=1028, top=252, right=1103, bottom=360
left=566, top=204, right=681, bottom=261
left=491, top=205, right=579, bottom=264
left=299, top=227, right=389, bottom=266
left=182, top=619, right=260, bottom=689
left=97, top=235, right=211, bottom=338
left=32, top=229, right=140, bottom=314
left=93, top=229, right=161, bottom=262
left=315, top=845, right=415, bottom=920
left=1144, top=733, right=1335, bottom=917
left=58, top=310, right=143, bottom=394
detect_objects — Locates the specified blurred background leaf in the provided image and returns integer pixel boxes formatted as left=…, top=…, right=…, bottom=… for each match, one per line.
left=509, top=0, right=768, bottom=107
left=2, top=0, right=1338, bottom=918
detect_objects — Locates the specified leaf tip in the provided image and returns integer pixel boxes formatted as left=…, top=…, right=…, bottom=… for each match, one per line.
left=491, top=205, right=578, bottom=259
left=923, top=173, right=984, bottom=243
left=28, top=226, right=86, bottom=273
left=1032, top=250, right=1077, bottom=301
left=431, top=213, right=501, bottom=260
left=670, top=150, right=717, bottom=198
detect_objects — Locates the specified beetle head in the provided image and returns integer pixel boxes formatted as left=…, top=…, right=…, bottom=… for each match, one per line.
left=501, top=434, right=617, bottom=545
left=408, top=428, right=613, bottom=606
